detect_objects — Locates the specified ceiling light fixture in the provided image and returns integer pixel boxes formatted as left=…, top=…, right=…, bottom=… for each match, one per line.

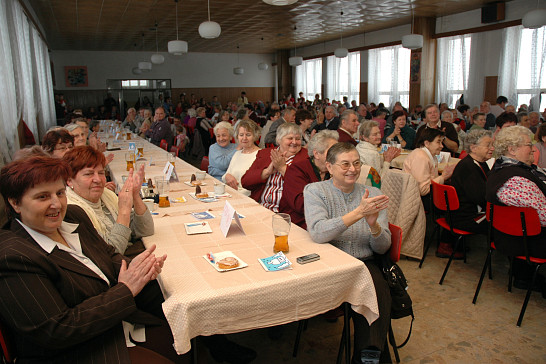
left=289, top=26, right=302, bottom=66
left=522, top=0, right=546, bottom=29
left=233, top=45, right=244, bottom=75
left=334, top=10, right=348, bottom=58
left=138, top=34, right=152, bottom=72
left=402, top=3, right=423, bottom=50
left=168, top=0, right=188, bottom=55
left=132, top=67, right=143, bottom=75
left=262, top=0, right=298, bottom=6
left=151, top=22, right=165, bottom=64
left=199, top=0, right=221, bottom=38
left=258, top=37, right=269, bottom=70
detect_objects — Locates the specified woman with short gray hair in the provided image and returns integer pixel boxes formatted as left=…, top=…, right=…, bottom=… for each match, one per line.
left=356, top=120, right=400, bottom=176
left=279, top=130, right=339, bottom=228
left=208, top=121, right=237, bottom=180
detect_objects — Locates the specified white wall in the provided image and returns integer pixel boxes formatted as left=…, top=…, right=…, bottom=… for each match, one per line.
left=50, top=51, right=275, bottom=90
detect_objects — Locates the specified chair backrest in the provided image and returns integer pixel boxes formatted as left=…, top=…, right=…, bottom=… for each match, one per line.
left=459, top=150, right=468, bottom=159
left=200, top=156, right=209, bottom=172
left=159, top=139, right=168, bottom=151
left=388, top=223, right=403, bottom=263
left=265, top=143, right=275, bottom=149
left=490, top=204, right=541, bottom=237
left=431, top=180, right=460, bottom=212
left=0, top=319, right=15, bottom=363
left=170, top=145, right=180, bottom=157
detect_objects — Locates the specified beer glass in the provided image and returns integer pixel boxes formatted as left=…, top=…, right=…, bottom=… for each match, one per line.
left=272, top=213, right=291, bottom=253
left=167, top=152, right=176, bottom=167
left=125, top=152, right=135, bottom=171
left=156, top=179, right=170, bottom=208
left=136, top=141, right=144, bottom=158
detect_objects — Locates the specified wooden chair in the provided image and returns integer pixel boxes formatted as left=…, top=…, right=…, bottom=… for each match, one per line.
left=200, top=156, right=209, bottom=172
left=159, top=139, right=168, bottom=151
left=472, top=203, right=543, bottom=326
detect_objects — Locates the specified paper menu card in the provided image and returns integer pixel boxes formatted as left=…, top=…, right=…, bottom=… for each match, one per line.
left=219, top=201, right=245, bottom=237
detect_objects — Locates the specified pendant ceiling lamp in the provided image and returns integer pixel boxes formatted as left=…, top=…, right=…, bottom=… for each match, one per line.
left=258, top=37, right=269, bottom=70
left=233, top=45, right=244, bottom=75
left=168, top=0, right=188, bottom=55
left=402, top=3, right=423, bottom=50
left=262, top=0, right=298, bottom=5
left=199, top=0, right=221, bottom=38
left=289, top=26, right=302, bottom=66
left=151, top=22, right=165, bottom=64
left=138, top=34, right=152, bottom=72
left=334, top=10, right=348, bottom=58
left=522, top=0, right=546, bottom=29
left=132, top=67, right=143, bottom=75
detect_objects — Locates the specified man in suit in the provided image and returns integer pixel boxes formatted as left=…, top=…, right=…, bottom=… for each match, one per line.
left=314, top=105, right=340, bottom=132
left=337, top=110, right=360, bottom=146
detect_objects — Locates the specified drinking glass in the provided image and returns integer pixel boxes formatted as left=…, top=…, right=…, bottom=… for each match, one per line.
left=125, top=152, right=135, bottom=171
left=272, top=213, right=291, bottom=253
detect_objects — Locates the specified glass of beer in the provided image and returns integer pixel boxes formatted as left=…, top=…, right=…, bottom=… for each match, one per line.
left=135, top=160, right=146, bottom=183
left=126, top=131, right=132, bottom=140
left=136, top=142, right=144, bottom=158
left=156, top=179, right=170, bottom=207
left=167, top=152, right=176, bottom=167
left=272, top=213, right=291, bottom=253
left=125, top=152, right=135, bottom=171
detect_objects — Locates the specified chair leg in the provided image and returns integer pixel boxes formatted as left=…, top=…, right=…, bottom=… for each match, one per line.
left=439, top=236, right=462, bottom=285
left=488, top=252, right=493, bottom=280
left=462, top=237, right=467, bottom=264
left=516, top=264, right=540, bottom=327
left=473, top=248, right=492, bottom=304
left=419, top=224, right=438, bottom=268
left=292, top=320, right=306, bottom=357
left=388, top=323, right=400, bottom=363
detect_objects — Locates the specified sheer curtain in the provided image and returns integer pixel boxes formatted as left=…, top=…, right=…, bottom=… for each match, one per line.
left=368, top=45, right=410, bottom=108
left=325, top=51, right=360, bottom=103
left=294, top=58, right=322, bottom=101
left=528, top=27, right=546, bottom=111
left=0, top=0, right=19, bottom=162
left=498, top=26, right=521, bottom=106
left=466, top=32, right=486, bottom=108
left=436, top=35, right=471, bottom=108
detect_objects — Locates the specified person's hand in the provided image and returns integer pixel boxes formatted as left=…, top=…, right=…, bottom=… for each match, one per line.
left=225, top=173, right=239, bottom=189
left=132, top=164, right=145, bottom=197
left=118, top=169, right=135, bottom=214
left=105, top=181, right=116, bottom=192
left=105, top=153, right=115, bottom=164
left=118, top=245, right=167, bottom=296
left=310, top=129, right=317, bottom=138
left=270, top=149, right=287, bottom=171
left=383, top=147, right=401, bottom=163
left=357, top=189, right=389, bottom=227
left=88, top=132, right=98, bottom=149
left=442, top=163, right=456, bottom=180
left=393, top=127, right=401, bottom=136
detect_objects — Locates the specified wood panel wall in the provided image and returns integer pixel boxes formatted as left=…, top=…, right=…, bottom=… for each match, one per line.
left=484, top=76, right=498, bottom=104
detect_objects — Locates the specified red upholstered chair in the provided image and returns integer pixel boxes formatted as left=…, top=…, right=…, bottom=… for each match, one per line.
left=428, top=181, right=476, bottom=285
left=170, top=145, right=181, bottom=158
left=0, top=319, right=15, bottom=364
left=459, top=150, right=468, bottom=159
left=159, top=139, right=168, bottom=151
left=200, top=156, right=209, bottom=172
left=472, top=203, right=543, bottom=326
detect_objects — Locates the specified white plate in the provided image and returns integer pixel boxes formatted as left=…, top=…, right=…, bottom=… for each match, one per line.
left=203, top=251, right=248, bottom=272
left=184, top=181, right=207, bottom=187
left=184, top=221, right=213, bottom=235
left=188, top=192, right=218, bottom=202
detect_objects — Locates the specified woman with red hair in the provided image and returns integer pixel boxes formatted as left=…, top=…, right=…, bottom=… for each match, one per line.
left=41, top=128, right=74, bottom=158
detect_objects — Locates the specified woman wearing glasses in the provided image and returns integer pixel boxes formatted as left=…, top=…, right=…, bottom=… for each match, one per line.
left=304, top=142, right=392, bottom=363
left=41, top=128, right=74, bottom=158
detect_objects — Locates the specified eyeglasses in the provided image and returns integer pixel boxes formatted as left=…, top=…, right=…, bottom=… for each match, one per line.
left=334, top=160, right=362, bottom=170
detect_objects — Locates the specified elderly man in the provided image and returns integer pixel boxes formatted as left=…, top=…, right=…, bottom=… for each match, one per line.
left=529, top=112, right=541, bottom=133
left=490, top=96, right=508, bottom=118
left=337, top=110, right=360, bottom=146
left=121, top=107, right=138, bottom=132
left=145, top=107, right=173, bottom=148
left=480, top=101, right=496, bottom=129
left=414, top=104, right=459, bottom=153
left=357, top=104, right=371, bottom=122
left=314, top=105, right=340, bottom=132
left=264, top=106, right=296, bottom=145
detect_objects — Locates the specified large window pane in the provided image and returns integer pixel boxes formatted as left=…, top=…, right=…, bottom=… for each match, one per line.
left=326, top=51, right=360, bottom=103
left=295, top=58, right=322, bottom=101
left=368, top=45, right=410, bottom=108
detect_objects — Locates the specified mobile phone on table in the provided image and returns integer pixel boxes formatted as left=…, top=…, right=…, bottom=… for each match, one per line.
left=296, top=253, right=320, bottom=264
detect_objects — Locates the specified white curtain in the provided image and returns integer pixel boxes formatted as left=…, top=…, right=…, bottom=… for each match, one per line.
left=325, top=51, right=360, bottom=103
left=0, top=0, right=19, bottom=162
left=528, top=27, right=546, bottom=111
left=436, top=35, right=471, bottom=108
left=368, top=45, right=410, bottom=108
left=498, top=26, right=521, bottom=107
left=466, top=32, right=486, bottom=108
left=294, top=58, right=322, bottom=101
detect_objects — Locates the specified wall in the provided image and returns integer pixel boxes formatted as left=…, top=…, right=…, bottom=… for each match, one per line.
left=50, top=51, right=275, bottom=90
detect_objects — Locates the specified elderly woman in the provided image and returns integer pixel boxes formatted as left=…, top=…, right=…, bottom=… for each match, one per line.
left=295, top=109, right=315, bottom=146
left=356, top=120, right=400, bottom=175
left=279, top=130, right=338, bottom=229
left=223, top=120, right=261, bottom=196
left=42, top=128, right=74, bottom=158
left=303, top=143, right=391, bottom=362
left=208, top=121, right=237, bottom=180
left=0, top=155, right=176, bottom=363
left=63, top=146, right=154, bottom=257
left=65, top=123, right=87, bottom=147
left=241, top=122, right=308, bottom=212
left=403, top=128, right=455, bottom=211
left=382, top=110, right=416, bottom=149
left=139, top=109, right=153, bottom=138
left=450, top=129, right=494, bottom=235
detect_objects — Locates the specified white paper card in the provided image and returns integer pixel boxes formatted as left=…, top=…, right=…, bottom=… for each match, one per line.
left=220, top=201, right=245, bottom=237
left=128, top=142, right=136, bottom=151
left=163, top=162, right=174, bottom=180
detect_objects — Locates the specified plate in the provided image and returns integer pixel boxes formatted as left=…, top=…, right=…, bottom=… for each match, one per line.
left=203, top=251, right=248, bottom=272
left=184, top=221, right=213, bottom=235
left=189, top=192, right=218, bottom=202
left=184, top=181, right=207, bottom=187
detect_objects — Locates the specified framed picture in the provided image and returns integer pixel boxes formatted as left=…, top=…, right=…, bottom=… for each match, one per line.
left=64, top=66, right=88, bottom=87
left=410, top=52, right=421, bottom=84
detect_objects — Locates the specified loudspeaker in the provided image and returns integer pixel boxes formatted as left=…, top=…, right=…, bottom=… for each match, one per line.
left=481, top=2, right=505, bottom=24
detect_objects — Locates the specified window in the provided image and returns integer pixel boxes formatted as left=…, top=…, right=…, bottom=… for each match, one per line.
left=121, top=80, right=150, bottom=88
left=326, top=51, right=360, bottom=103
left=294, top=58, right=322, bottom=102
left=516, top=27, right=546, bottom=111
left=368, top=45, right=411, bottom=108
left=436, top=35, right=471, bottom=108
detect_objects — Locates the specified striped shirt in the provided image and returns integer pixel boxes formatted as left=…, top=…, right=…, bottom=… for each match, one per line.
left=260, top=153, right=296, bottom=212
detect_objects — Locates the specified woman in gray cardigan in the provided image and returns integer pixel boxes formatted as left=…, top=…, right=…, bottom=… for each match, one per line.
left=304, top=142, right=392, bottom=363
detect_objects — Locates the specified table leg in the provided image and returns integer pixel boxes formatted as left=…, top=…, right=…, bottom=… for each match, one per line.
left=344, top=302, right=351, bottom=364
left=191, top=337, right=198, bottom=364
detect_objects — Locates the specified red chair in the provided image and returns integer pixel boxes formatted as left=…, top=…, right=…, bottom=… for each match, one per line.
left=459, top=150, right=468, bottom=159
left=265, top=143, right=275, bottom=149
left=0, top=319, right=15, bottom=364
left=428, top=181, right=476, bottom=285
left=209, top=128, right=214, bottom=139
left=170, top=145, right=181, bottom=158
left=159, top=139, right=168, bottom=151
left=200, top=156, right=209, bottom=172
left=472, top=203, right=543, bottom=326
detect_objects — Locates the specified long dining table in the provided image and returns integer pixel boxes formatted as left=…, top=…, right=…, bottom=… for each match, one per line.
left=103, top=135, right=380, bottom=355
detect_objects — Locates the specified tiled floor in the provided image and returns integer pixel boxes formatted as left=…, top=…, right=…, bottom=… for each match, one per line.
left=186, top=234, right=545, bottom=363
